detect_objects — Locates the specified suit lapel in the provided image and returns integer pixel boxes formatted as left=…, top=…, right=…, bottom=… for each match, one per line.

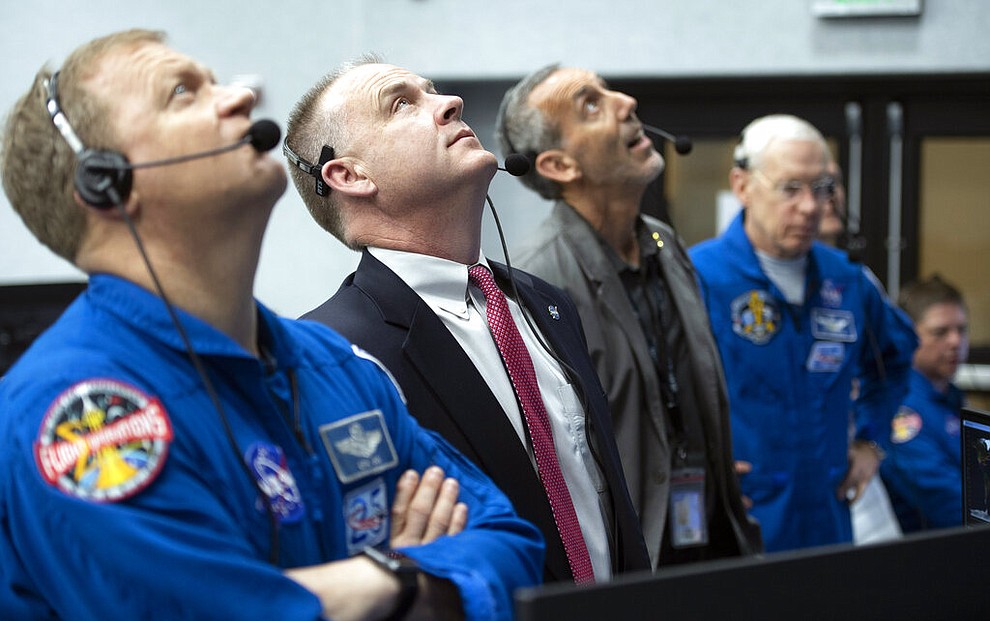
left=355, top=253, right=527, bottom=470
left=354, top=252, right=573, bottom=581
left=555, top=208, right=670, bottom=445
left=651, top=226, right=727, bottom=448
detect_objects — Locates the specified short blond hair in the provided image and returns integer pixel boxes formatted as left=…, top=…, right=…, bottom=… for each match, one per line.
left=1, top=29, right=164, bottom=262
left=284, top=54, right=381, bottom=248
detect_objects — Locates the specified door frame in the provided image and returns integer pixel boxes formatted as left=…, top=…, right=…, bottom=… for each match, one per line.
left=616, top=72, right=990, bottom=294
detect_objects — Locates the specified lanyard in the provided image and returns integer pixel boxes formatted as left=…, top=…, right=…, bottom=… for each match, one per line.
left=625, top=257, right=687, bottom=457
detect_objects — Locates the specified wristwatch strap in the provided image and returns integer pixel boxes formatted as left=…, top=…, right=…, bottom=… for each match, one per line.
left=361, top=546, right=419, bottom=621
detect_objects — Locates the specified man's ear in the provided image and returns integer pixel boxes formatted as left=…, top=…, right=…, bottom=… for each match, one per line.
left=729, top=167, right=750, bottom=206
left=323, top=158, right=377, bottom=198
left=534, top=149, right=581, bottom=185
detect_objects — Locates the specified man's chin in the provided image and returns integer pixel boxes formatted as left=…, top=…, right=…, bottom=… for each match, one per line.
left=474, top=152, right=499, bottom=178
left=791, top=235, right=815, bottom=255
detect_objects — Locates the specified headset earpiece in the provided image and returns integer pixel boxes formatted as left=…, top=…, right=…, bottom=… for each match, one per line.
left=74, top=149, right=132, bottom=209
left=46, top=71, right=131, bottom=209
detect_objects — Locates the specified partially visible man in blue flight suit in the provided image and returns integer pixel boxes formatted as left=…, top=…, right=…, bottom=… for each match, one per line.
left=689, top=114, right=917, bottom=553
left=881, top=274, right=970, bottom=532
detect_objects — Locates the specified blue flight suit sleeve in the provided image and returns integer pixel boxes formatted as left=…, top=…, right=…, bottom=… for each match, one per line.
left=397, top=428, right=546, bottom=621
left=0, top=332, right=543, bottom=621
left=364, top=357, right=546, bottom=621
left=851, top=267, right=918, bottom=443
left=0, top=377, right=325, bottom=621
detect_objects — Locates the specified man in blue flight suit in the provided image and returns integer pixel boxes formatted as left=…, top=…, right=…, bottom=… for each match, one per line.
left=0, top=29, right=542, bottom=620
left=881, top=275, right=970, bottom=531
left=689, top=114, right=917, bottom=553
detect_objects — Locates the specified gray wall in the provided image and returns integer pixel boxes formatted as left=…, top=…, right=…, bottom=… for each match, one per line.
left=3, top=0, right=987, bottom=317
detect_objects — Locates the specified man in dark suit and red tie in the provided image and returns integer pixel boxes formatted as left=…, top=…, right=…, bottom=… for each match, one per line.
left=282, top=57, right=650, bottom=585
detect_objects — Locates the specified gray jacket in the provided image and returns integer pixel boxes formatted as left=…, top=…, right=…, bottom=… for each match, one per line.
left=515, top=201, right=761, bottom=566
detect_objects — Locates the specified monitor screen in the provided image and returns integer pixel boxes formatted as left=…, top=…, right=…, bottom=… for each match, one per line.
left=960, top=406, right=990, bottom=526
left=0, top=282, right=86, bottom=375
left=515, top=525, right=987, bottom=620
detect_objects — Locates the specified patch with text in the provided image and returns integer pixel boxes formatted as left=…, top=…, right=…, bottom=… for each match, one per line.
left=34, top=379, right=173, bottom=502
left=320, top=410, right=398, bottom=484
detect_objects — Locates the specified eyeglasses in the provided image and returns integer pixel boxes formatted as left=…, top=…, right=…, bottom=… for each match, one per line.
left=752, top=169, right=836, bottom=204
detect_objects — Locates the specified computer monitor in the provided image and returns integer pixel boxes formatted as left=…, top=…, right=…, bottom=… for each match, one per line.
left=960, top=406, right=990, bottom=526
left=0, top=282, right=86, bottom=374
left=515, top=525, right=985, bottom=620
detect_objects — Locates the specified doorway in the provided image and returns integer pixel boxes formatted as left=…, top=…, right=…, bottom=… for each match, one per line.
left=621, top=72, right=990, bottom=405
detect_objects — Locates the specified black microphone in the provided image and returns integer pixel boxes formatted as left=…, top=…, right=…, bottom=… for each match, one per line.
left=643, top=124, right=693, bottom=155
left=128, top=119, right=281, bottom=170
left=247, top=119, right=281, bottom=153
left=497, top=153, right=531, bottom=177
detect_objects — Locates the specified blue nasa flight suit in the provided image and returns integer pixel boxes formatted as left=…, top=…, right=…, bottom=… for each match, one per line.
left=0, top=274, right=543, bottom=621
left=880, top=368, right=964, bottom=532
left=689, top=213, right=916, bottom=553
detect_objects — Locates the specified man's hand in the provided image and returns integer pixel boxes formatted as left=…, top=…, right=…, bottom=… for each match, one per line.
left=837, top=440, right=883, bottom=504
left=391, top=466, right=468, bottom=548
left=734, top=460, right=754, bottom=510
left=285, top=467, right=469, bottom=621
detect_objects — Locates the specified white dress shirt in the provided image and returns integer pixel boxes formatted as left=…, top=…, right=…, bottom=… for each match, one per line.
left=369, top=246, right=612, bottom=580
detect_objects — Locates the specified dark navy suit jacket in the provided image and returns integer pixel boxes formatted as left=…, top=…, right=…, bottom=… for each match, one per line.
left=302, top=250, right=650, bottom=583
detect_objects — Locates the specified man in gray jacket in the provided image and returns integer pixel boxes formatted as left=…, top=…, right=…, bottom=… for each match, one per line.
left=496, top=64, right=761, bottom=567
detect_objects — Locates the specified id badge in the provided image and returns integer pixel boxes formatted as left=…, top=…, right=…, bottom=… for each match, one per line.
left=669, top=467, right=708, bottom=548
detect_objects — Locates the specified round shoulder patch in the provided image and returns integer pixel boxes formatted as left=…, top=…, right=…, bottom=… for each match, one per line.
left=34, top=379, right=173, bottom=502
left=890, top=405, right=923, bottom=444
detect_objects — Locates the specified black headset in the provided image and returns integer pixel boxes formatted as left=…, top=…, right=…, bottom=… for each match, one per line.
left=283, top=141, right=335, bottom=197
left=45, top=71, right=132, bottom=209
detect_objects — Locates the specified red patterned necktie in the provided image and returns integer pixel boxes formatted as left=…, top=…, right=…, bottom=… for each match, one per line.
left=468, top=265, right=595, bottom=584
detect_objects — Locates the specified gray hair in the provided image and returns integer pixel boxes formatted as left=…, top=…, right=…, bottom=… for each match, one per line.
left=494, top=63, right=564, bottom=200
left=733, top=114, right=829, bottom=172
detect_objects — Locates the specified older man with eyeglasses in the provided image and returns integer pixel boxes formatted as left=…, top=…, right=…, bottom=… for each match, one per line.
left=688, top=114, right=917, bottom=554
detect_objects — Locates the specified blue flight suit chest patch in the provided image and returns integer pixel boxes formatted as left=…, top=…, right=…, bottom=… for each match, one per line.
left=731, top=290, right=781, bottom=345
left=319, top=410, right=398, bottom=484
left=811, top=308, right=857, bottom=342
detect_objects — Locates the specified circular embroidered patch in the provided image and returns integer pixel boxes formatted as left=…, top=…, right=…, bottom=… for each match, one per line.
left=731, top=290, right=780, bottom=345
left=890, top=406, right=923, bottom=444
left=34, top=379, right=173, bottom=502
